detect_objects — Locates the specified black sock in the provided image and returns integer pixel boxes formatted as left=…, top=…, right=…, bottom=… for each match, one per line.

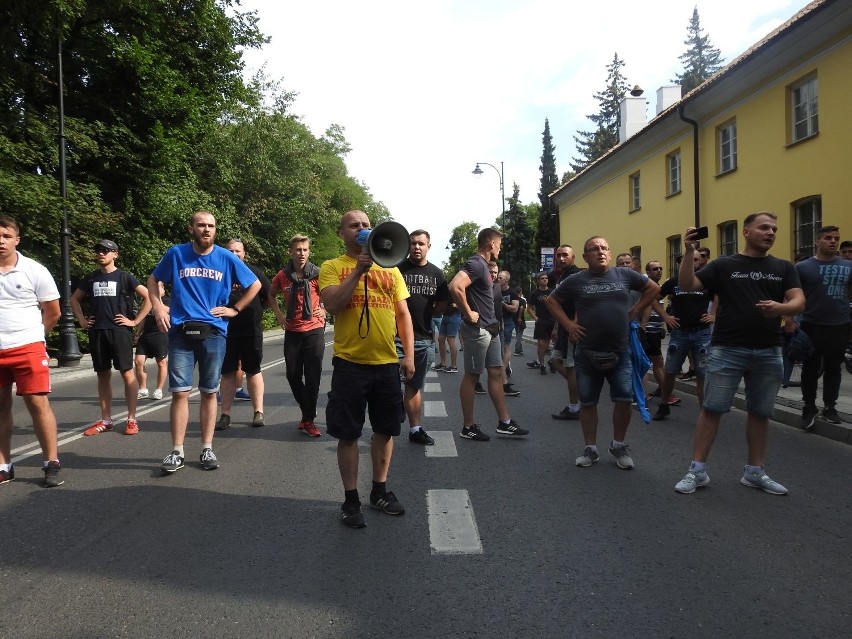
left=344, top=489, right=360, bottom=506
left=372, top=481, right=386, bottom=496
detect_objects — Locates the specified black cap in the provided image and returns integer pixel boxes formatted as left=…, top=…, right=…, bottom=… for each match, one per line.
left=94, top=239, right=119, bottom=252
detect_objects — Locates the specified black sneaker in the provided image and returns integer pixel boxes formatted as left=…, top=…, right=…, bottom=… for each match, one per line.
left=474, top=382, right=486, bottom=395
left=653, top=403, right=670, bottom=421
left=341, top=502, right=366, bottom=528
left=200, top=448, right=220, bottom=470
left=460, top=424, right=490, bottom=441
left=539, top=365, right=547, bottom=375
left=551, top=407, right=580, bottom=420
left=503, top=383, right=521, bottom=397
left=526, top=361, right=540, bottom=369
left=370, top=490, right=405, bottom=515
left=679, top=369, right=696, bottom=381
left=821, top=407, right=842, bottom=424
left=43, top=461, right=64, bottom=488
left=801, top=405, right=818, bottom=431
left=443, top=366, right=458, bottom=373
left=433, top=363, right=445, bottom=371
left=215, top=414, right=231, bottom=431
left=0, top=465, right=14, bottom=484
left=409, top=428, right=435, bottom=445
left=162, top=450, right=185, bottom=474
left=495, top=419, right=529, bottom=436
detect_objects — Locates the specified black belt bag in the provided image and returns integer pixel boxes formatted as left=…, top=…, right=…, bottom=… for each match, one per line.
left=180, top=321, right=213, bottom=340
left=482, top=322, right=501, bottom=337
left=586, top=350, right=619, bottom=372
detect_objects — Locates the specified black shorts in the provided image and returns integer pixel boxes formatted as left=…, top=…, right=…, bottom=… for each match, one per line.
left=90, top=329, right=134, bottom=372
left=136, top=331, right=168, bottom=360
left=325, top=357, right=404, bottom=440
left=533, top=319, right=555, bottom=341
left=641, top=330, right=663, bottom=358
left=221, top=335, right=263, bottom=375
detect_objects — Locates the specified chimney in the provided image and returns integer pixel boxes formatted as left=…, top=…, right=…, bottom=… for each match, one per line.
left=656, top=85, right=681, bottom=115
left=619, top=86, right=646, bottom=143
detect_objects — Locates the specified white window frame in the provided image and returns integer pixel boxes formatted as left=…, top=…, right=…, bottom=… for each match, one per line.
left=791, top=75, right=818, bottom=142
left=719, top=121, right=737, bottom=174
left=629, top=172, right=641, bottom=211
left=667, top=236, right=681, bottom=278
left=719, top=221, right=738, bottom=256
left=794, top=197, right=822, bottom=258
left=667, top=150, right=681, bottom=196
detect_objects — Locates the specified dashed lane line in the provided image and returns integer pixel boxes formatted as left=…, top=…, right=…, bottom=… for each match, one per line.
left=427, top=489, right=483, bottom=555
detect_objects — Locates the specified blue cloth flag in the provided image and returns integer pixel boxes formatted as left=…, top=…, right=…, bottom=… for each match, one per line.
left=629, top=320, right=652, bottom=424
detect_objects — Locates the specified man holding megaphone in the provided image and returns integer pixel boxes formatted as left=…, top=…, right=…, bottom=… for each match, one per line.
left=319, top=210, right=415, bottom=529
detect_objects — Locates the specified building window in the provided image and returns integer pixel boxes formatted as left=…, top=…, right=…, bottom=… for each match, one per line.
left=719, top=221, right=738, bottom=256
left=718, top=120, right=737, bottom=174
left=666, top=150, right=681, bottom=196
left=794, top=196, right=822, bottom=258
left=790, top=75, right=818, bottom=143
left=629, top=172, right=640, bottom=211
left=667, top=235, right=681, bottom=278
left=630, top=246, right=641, bottom=269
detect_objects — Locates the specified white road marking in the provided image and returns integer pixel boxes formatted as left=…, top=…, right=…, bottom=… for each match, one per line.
left=423, top=382, right=442, bottom=393
left=424, top=430, right=456, bottom=457
left=423, top=400, right=447, bottom=418
left=427, top=489, right=483, bottom=555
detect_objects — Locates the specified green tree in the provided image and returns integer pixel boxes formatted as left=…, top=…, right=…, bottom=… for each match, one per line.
left=673, top=7, right=725, bottom=95
left=536, top=118, right=560, bottom=251
left=571, top=53, right=630, bottom=172
left=501, top=184, right=537, bottom=290
left=443, top=221, right=480, bottom=279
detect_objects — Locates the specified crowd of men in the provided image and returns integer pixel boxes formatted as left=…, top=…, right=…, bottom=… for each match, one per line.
left=1, top=211, right=850, bottom=527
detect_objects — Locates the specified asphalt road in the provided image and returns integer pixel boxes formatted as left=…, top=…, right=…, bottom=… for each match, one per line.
left=3, top=332, right=851, bottom=638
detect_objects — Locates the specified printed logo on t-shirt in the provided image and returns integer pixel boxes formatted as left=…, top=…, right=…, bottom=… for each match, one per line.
left=178, top=267, right=224, bottom=281
left=731, top=271, right=782, bottom=282
left=93, top=281, right=117, bottom=297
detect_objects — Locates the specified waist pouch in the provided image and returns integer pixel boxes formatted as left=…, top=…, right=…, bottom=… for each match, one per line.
left=586, top=350, right=619, bottom=372
left=482, top=322, right=501, bottom=337
left=180, top=321, right=213, bottom=340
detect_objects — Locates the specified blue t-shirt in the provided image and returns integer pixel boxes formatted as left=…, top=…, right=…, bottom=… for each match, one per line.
left=795, top=256, right=852, bottom=326
left=152, top=243, right=258, bottom=335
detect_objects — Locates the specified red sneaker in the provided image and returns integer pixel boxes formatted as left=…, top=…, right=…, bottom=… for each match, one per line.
left=299, top=420, right=322, bottom=437
left=125, top=418, right=139, bottom=435
left=84, top=420, right=113, bottom=436
left=665, top=396, right=682, bottom=406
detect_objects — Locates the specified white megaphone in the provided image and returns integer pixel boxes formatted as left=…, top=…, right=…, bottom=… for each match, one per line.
left=355, top=221, right=410, bottom=267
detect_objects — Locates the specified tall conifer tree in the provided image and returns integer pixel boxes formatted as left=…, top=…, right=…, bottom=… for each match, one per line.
left=536, top=118, right=560, bottom=253
left=673, top=7, right=725, bottom=95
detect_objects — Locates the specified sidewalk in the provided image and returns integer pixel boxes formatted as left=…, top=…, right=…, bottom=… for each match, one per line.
left=514, top=327, right=852, bottom=446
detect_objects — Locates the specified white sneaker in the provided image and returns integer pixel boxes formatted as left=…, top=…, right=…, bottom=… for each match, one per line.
left=137, top=389, right=149, bottom=399
left=151, top=389, right=163, bottom=400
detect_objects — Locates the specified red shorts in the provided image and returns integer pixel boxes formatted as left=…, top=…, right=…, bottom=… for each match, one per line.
left=0, top=343, right=52, bottom=395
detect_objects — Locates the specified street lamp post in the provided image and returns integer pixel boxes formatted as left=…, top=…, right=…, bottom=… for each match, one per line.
left=56, top=38, right=82, bottom=367
left=472, top=161, right=505, bottom=231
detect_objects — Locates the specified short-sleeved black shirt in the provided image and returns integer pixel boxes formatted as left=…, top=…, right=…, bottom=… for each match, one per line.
left=459, top=254, right=496, bottom=326
left=398, top=260, right=449, bottom=341
left=227, top=263, right=271, bottom=338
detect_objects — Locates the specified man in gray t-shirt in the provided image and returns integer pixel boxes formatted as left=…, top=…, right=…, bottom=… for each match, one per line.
left=546, top=236, right=658, bottom=471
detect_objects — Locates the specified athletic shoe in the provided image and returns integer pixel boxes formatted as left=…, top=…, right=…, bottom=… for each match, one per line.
left=43, top=461, right=64, bottom=488
left=653, top=404, right=670, bottom=421
left=215, top=414, right=231, bottom=431
left=252, top=411, right=265, bottom=427
left=527, top=361, right=540, bottom=369
left=474, top=382, right=486, bottom=395
left=575, top=447, right=600, bottom=467
left=299, top=420, right=322, bottom=437
left=124, top=418, right=139, bottom=435
left=740, top=467, right=788, bottom=495
left=608, top=444, right=634, bottom=470
left=370, top=490, right=405, bottom=515
left=679, top=370, right=696, bottom=381
left=460, top=424, right=490, bottom=441
left=664, top=396, right=682, bottom=406
left=506, top=362, right=513, bottom=378
left=443, top=366, right=458, bottom=373
left=433, top=363, right=445, bottom=371
left=675, top=468, right=710, bottom=494
left=539, top=365, right=547, bottom=375
left=200, top=448, right=220, bottom=470
left=821, top=407, right=842, bottom=424
left=84, top=420, right=113, bottom=436
left=161, top=451, right=185, bottom=474
left=152, top=389, right=163, bottom=400
left=503, top=383, right=521, bottom=397
left=800, top=405, right=818, bottom=431
left=551, top=407, right=580, bottom=420
left=495, top=419, right=528, bottom=436
left=234, top=388, right=251, bottom=401
left=341, top=502, right=366, bottom=528
left=0, top=466, right=15, bottom=484
left=409, top=429, right=435, bottom=445
left=137, top=389, right=149, bottom=400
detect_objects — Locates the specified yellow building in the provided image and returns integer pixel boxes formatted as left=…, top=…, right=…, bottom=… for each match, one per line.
left=551, top=0, right=852, bottom=278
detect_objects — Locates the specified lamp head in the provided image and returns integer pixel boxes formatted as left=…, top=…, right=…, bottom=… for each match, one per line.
left=472, top=164, right=484, bottom=176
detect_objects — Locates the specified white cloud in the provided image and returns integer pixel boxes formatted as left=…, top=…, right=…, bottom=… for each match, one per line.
left=236, top=0, right=810, bottom=267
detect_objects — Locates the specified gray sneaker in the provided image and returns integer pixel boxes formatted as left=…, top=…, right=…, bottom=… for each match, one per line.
left=200, top=448, right=220, bottom=471
left=608, top=444, right=634, bottom=470
left=161, top=451, right=185, bottom=474
left=675, top=468, right=710, bottom=494
left=575, top=446, right=600, bottom=467
left=740, top=467, right=787, bottom=495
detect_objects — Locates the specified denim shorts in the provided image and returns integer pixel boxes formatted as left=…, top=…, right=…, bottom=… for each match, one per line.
left=439, top=314, right=462, bottom=338
left=167, top=328, right=226, bottom=394
left=502, top=318, right=515, bottom=344
left=574, top=348, right=633, bottom=406
left=326, top=357, right=404, bottom=440
left=397, top=338, right=435, bottom=391
left=702, top=345, right=783, bottom=417
left=664, top=327, right=711, bottom=376
left=459, top=322, right=502, bottom=375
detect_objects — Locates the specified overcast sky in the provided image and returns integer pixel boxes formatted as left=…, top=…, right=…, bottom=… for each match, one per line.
left=237, top=0, right=810, bottom=267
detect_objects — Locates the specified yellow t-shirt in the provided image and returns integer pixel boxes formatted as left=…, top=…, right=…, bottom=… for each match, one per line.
left=319, top=255, right=409, bottom=365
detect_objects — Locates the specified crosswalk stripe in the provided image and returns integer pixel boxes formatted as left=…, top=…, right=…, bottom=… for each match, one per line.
left=424, top=430, right=456, bottom=457
left=427, top=489, right=483, bottom=555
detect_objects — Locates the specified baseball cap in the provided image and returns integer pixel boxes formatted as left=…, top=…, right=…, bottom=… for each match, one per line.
left=94, top=239, right=119, bottom=252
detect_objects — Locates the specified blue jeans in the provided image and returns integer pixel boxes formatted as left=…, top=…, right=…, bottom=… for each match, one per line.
left=574, top=348, right=633, bottom=406
left=664, top=327, right=711, bottom=376
left=702, top=345, right=782, bottom=417
left=168, top=329, right=226, bottom=393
